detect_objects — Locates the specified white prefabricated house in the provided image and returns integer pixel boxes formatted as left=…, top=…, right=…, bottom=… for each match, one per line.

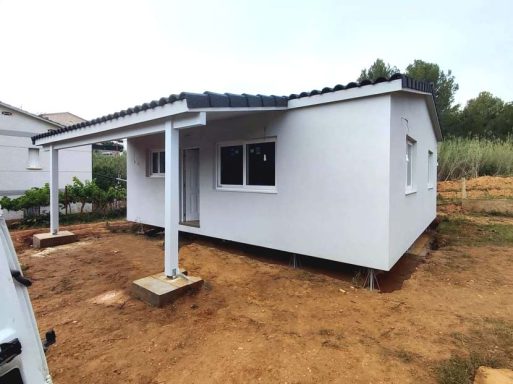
left=32, top=74, right=440, bottom=278
left=0, top=102, right=92, bottom=219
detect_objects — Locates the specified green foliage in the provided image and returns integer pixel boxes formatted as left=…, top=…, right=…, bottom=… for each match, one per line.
left=357, top=58, right=399, bottom=82
left=438, top=138, right=513, bottom=179
left=1, top=178, right=126, bottom=218
left=405, top=60, right=459, bottom=123
left=435, top=352, right=501, bottom=384
left=449, top=92, right=513, bottom=139
left=92, top=152, right=126, bottom=191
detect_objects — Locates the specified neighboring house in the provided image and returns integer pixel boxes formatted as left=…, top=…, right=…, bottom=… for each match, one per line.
left=92, top=140, right=124, bottom=156
left=32, top=74, right=440, bottom=278
left=0, top=102, right=92, bottom=219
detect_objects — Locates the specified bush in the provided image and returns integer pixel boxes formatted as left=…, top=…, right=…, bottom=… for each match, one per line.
left=438, top=138, right=513, bottom=180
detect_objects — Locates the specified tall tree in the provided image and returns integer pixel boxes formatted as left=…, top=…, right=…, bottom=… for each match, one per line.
left=405, top=60, right=459, bottom=135
left=457, top=91, right=508, bottom=139
left=358, top=58, right=399, bottom=82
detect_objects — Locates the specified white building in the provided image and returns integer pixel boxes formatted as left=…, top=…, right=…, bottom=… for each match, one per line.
left=0, top=102, right=92, bottom=219
left=33, top=74, right=440, bottom=276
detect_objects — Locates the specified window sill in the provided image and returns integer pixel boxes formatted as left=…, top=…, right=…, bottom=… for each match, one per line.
left=427, top=185, right=435, bottom=190
left=216, top=186, right=277, bottom=194
left=148, top=174, right=165, bottom=178
left=26, top=167, right=42, bottom=170
left=405, top=189, right=417, bottom=196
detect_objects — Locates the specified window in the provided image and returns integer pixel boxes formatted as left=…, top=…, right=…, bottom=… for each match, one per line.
left=27, top=148, right=41, bottom=169
left=217, top=138, right=276, bottom=192
left=149, top=150, right=165, bottom=176
left=406, top=137, right=416, bottom=193
left=428, top=150, right=434, bottom=189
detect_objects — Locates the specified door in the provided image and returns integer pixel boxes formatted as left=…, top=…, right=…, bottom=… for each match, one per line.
left=183, top=148, right=200, bottom=222
left=0, top=216, right=51, bottom=384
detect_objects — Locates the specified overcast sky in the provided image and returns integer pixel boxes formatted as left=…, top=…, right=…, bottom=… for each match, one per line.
left=1, top=0, right=512, bottom=119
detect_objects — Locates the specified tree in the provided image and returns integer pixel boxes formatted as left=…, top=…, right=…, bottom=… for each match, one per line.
left=405, top=60, right=459, bottom=136
left=457, top=92, right=509, bottom=139
left=92, top=152, right=127, bottom=191
left=358, top=58, right=399, bottom=82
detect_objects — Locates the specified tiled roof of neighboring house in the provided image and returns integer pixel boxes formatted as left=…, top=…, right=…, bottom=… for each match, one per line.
left=40, top=112, right=85, bottom=126
left=32, top=74, right=435, bottom=143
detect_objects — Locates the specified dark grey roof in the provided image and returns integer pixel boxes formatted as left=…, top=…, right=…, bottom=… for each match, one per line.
left=32, top=74, right=434, bottom=143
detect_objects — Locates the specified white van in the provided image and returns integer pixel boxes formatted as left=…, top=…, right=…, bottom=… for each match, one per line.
left=0, top=214, right=53, bottom=384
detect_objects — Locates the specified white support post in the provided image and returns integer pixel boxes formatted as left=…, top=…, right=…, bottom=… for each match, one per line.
left=164, top=120, right=180, bottom=278
left=49, top=146, right=59, bottom=235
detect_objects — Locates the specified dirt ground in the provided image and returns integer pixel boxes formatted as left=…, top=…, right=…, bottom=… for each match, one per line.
left=438, top=176, right=513, bottom=199
left=13, top=209, right=513, bottom=383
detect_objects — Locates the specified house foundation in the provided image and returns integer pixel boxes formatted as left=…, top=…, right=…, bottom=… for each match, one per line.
left=32, top=231, right=78, bottom=248
left=131, top=272, right=203, bottom=307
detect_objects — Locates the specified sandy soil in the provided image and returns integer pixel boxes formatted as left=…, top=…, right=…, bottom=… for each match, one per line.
left=12, top=216, right=513, bottom=384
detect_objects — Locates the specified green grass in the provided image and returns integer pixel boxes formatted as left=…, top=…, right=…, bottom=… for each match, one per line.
left=438, top=138, right=513, bottom=180
left=435, top=353, right=501, bottom=384
left=438, top=216, right=513, bottom=246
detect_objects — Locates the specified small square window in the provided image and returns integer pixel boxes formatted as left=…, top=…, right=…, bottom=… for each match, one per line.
left=149, top=150, right=165, bottom=176
left=27, top=148, right=41, bottom=169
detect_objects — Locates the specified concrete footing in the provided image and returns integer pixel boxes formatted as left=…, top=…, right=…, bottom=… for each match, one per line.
left=131, top=272, right=203, bottom=307
left=33, top=231, right=78, bottom=248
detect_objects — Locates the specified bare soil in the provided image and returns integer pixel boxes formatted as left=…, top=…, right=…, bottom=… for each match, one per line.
left=14, top=214, right=513, bottom=383
left=438, top=176, right=513, bottom=199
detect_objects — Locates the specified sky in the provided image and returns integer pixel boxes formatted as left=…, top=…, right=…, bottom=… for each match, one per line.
left=1, top=0, right=512, bottom=120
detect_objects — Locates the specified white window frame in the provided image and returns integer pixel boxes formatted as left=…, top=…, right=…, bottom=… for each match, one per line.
left=216, top=137, right=277, bottom=193
left=405, top=136, right=416, bottom=194
left=27, top=147, right=42, bottom=170
left=148, top=149, right=165, bottom=177
left=427, top=150, right=435, bottom=189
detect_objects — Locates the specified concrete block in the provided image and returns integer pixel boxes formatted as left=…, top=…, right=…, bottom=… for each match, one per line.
left=33, top=231, right=78, bottom=248
left=131, top=272, right=203, bottom=307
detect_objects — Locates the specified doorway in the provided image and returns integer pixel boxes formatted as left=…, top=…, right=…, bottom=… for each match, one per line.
left=182, top=148, right=200, bottom=226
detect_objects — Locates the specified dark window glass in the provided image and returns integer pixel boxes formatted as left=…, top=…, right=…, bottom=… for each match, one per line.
left=159, top=151, right=165, bottom=173
left=220, top=145, right=243, bottom=185
left=152, top=152, right=159, bottom=174
left=247, top=142, right=275, bottom=186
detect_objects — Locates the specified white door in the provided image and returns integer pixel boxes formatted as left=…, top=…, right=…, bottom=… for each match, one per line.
left=183, top=148, right=200, bottom=222
left=0, top=215, right=51, bottom=384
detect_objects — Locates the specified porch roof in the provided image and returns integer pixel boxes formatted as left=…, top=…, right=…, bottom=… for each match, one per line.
left=32, top=73, right=441, bottom=146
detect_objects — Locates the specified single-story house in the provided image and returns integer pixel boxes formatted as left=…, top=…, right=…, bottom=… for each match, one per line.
left=0, top=102, right=92, bottom=219
left=32, top=74, right=440, bottom=279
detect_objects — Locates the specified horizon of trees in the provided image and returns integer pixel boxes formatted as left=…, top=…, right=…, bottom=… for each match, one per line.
left=358, top=58, right=513, bottom=140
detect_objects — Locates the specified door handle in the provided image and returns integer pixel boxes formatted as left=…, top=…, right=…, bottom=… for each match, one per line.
left=11, top=270, right=32, bottom=287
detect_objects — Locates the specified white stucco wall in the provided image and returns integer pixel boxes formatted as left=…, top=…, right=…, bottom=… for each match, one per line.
left=388, top=93, right=438, bottom=268
left=0, top=105, right=92, bottom=219
left=127, top=96, right=394, bottom=270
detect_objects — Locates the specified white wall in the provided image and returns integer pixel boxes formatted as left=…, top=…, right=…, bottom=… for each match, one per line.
left=128, top=96, right=394, bottom=270
left=0, top=105, right=92, bottom=219
left=388, top=93, right=438, bottom=268
left=127, top=132, right=166, bottom=226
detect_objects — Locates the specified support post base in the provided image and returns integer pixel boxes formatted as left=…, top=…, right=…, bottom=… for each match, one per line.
left=32, top=231, right=78, bottom=248
left=131, top=272, right=203, bottom=307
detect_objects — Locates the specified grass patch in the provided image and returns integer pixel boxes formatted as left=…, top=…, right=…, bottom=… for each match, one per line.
left=395, top=349, right=415, bottom=363
left=435, top=352, right=502, bottom=384
left=438, top=216, right=513, bottom=246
